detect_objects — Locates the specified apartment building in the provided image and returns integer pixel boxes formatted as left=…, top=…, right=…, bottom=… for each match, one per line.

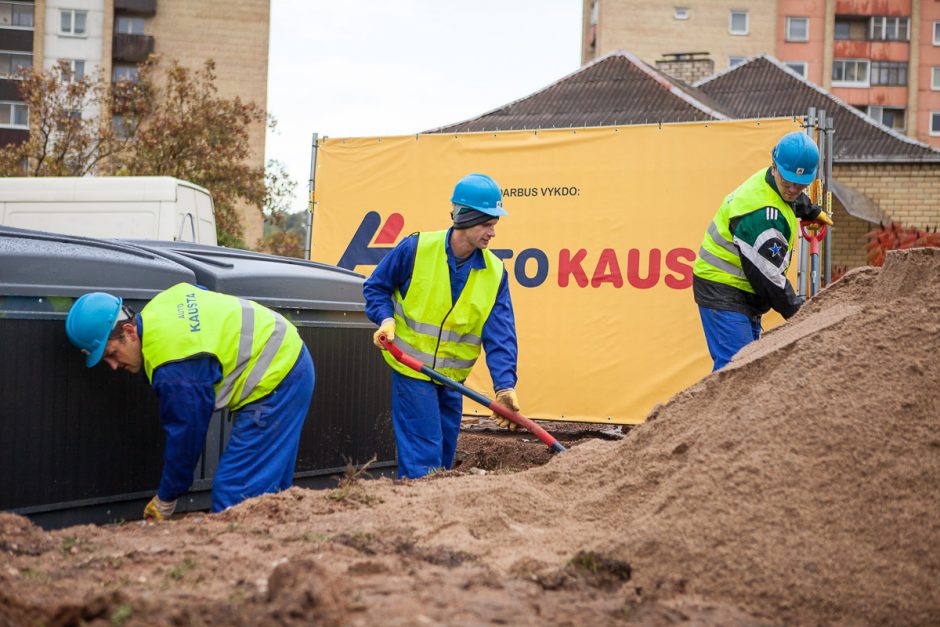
left=0, top=0, right=269, bottom=244
left=584, top=0, right=940, bottom=148
left=0, top=1, right=33, bottom=147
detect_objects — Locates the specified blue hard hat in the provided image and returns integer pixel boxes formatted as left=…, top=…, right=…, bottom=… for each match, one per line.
left=772, top=132, right=819, bottom=185
left=65, top=292, right=122, bottom=367
left=450, top=173, right=508, bottom=217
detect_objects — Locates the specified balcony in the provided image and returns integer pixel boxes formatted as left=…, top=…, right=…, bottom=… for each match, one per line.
left=112, top=33, right=154, bottom=63
left=114, top=0, right=156, bottom=15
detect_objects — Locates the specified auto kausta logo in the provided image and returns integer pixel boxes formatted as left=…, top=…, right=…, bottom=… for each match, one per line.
left=337, top=211, right=695, bottom=290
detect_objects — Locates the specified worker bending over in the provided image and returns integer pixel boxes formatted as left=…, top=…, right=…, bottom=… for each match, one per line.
left=65, top=283, right=314, bottom=520
left=364, top=173, right=519, bottom=479
left=693, top=131, right=833, bottom=370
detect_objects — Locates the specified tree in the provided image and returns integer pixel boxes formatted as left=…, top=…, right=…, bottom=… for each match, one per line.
left=257, top=159, right=306, bottom=258
left=125, top=59, right=267, bottom=247
left=0, top=57, right=266, bottom=248
left=0, top=61, right=148, bottom=176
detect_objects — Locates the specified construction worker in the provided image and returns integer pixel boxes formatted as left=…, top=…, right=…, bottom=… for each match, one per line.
left=363, top=173, right=519, bottom=479
left=64, top=283, right=314, bottom=519
left=692, top=131, right=833, bottom=370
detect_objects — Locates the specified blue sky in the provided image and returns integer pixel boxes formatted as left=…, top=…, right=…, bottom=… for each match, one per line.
left=265, top=0, right=583, bottom=210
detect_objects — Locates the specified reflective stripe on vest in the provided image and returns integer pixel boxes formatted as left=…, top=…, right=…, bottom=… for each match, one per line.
left=141, top=283, right=303, bottom=411
left=692, top=168, right=798, bottom=293
left=382, top=230, right=503, bottom=382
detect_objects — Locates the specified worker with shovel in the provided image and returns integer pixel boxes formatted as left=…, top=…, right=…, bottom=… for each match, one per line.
left=692, top=131, right=834, bottom=370
left=363, top=173, right=520, bottom=479
left=64, top=283, right=315, bottom=520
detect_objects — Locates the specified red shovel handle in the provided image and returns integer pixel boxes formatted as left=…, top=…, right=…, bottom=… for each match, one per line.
left=378, top=335, right=567, bottom=453
left=800, top=220, right=828, bottom=256
left=380, top=335, right=423, bottom=371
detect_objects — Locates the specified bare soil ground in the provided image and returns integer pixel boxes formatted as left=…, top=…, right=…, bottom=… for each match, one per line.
left=2, top=248, right=939, bottom=627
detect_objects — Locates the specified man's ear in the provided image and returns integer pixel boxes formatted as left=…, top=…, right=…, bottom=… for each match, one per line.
left=122, top=321, right=139, bottom=342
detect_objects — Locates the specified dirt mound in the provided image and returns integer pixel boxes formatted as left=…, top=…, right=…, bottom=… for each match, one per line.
left=1, top=249, right=938, bottom=626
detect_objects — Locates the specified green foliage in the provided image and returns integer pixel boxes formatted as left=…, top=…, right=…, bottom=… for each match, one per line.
left=110, top=604, right=133, bottom=626
left=257, top=159, right=305, bottom=257
left=167, top=557, right=197, bottom=581
left=327, top=456, right=378, bottom=504
left=60, top=535, right=84, bottom=555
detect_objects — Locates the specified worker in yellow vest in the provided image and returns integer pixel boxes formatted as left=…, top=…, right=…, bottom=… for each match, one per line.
left=363, top=173, right=519, bottom=479
left=692, top=131, right=833, bottom=370
left=65, top=283, right=314, bottom=519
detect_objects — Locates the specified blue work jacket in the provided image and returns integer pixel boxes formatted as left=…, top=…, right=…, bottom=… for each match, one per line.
left=362, top=228, right=518, bottom=391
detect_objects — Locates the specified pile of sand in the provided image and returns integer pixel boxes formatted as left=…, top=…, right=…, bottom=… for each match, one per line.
left=1, top=249, right=937, bottom=626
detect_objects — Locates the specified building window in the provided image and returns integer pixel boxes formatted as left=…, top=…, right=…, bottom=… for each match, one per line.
left=832, top=58, right=869, bottom=86
left=729, top=10, right=748, bottom=35
left=60, top=59, right=85, bottom=82
left=674, top=7, right=689, bottom=20
left=930, top=112, right=940, bottom=135
left=112, top=64, right=138, bottom=83
left=0, top=2, right=34, bottom=28
left=870, top=16, right=909, bottom=41
left=112, top=113, right=136, bottom=139
left=870, top=61, right=907, bottom=86
left=835, top=17, right=868, bottom=41
left=932, top=67, right=940, bottom=90
left=785, top=61, right=807, bottom=77
left=0, top=100, right=28, bottom=128
left=867, top=106, right=905, bottom=130
left=786, top=17, right=809, bottom=42
left=115, top=15, right=145, bottom=35
left=0, top=51, right=31, bottom=78
left=60, top=9, right=87, bottom=36
left=729, top=56, right=746, bottom=68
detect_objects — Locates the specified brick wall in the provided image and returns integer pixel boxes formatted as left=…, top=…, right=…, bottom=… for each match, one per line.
left=655, top=58, right=715, bottom=83
left=829, top=198, right=874, bottom=271
left=149, top=0, right=270, bottom=247
left=593, top=0, right=776, bottom=71
left=829, top=162, right=940, bottom=270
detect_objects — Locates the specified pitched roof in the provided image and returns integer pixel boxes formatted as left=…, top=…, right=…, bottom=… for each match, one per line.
left=426, top=50, right=729, bottom=133
left=696, top=55, right=940, bottom=162
left=429, top=51, right=940, bottom=163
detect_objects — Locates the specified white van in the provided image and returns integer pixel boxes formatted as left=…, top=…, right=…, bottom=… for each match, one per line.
left=0, top=176, right=217, bottom=245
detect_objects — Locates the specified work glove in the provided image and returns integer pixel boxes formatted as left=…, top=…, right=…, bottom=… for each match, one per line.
left=372, top=318, right=396, bottom=348
left=793, top=194, right=833, bottom=226
left=144, top=495, right=177, bottom=522
left=490, top=388, right=521, bottom=432
left=813, top=210, right=834, bottom=226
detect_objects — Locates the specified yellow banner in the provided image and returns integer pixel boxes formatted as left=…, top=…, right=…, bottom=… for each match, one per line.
left=312, top=118, right=802, bottom=424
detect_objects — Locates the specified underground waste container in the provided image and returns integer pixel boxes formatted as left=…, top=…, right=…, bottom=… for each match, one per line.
left=0, top=226, right=196, bottom=528
left=0, top=227, right=393, bottom=529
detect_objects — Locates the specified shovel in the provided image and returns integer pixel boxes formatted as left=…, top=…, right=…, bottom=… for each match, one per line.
left=800, top=220, right=828, bottom=297
left=379, top=335, right=567, bottom=453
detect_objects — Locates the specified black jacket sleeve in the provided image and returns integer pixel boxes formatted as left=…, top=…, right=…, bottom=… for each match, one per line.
left=730, top=210, right=804, bottom=320
left=792, top=193, right=823, bottom=221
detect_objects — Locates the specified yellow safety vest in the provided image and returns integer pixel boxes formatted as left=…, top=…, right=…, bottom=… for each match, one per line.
left=141, top=283, right=303, bottom=411
left=384, top=230, right=504, bottom=382
left=693, top=169, right=799, bottom=293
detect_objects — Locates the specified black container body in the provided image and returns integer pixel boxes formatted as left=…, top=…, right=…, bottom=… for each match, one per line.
left=0, top=228, right=394, bottom=529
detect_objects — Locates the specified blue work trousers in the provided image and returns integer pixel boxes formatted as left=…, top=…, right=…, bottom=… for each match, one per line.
left=212, top=345, right=315, bottom=512
left=698, top=306, right=761, bottom=371
left=391, top=370, right=464, bottom=479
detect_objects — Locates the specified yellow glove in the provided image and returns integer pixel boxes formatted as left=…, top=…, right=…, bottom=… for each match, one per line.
left=372, top=318, right=396, bottom=348
left=815, top=210, right=834, bottom=226
left=144, top=495, right=177, bottom=522
left=490, top=388, right=521, bottom=432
